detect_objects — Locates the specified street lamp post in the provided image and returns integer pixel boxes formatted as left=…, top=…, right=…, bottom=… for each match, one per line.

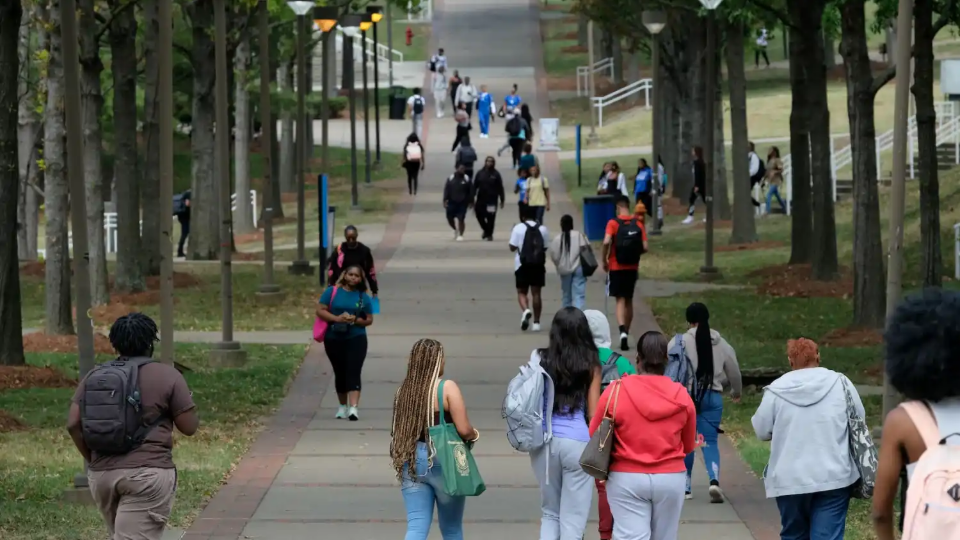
left=360, top=14, right=373, bottom=185
left=314, top=7, right=338, bottom=181
left=341, top=15, right=363, bottom=210
left=256, top=0, right=283, bottom=303
left=643, top=10, right=666, bottom=237
left=288, top=0, right=315, bottom=276
left=698, top=0, right=722, bottom=279
left=367, top=6, right=383, bottom=168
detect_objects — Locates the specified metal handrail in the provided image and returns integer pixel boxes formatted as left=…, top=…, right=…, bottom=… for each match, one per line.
left=576, top=57, right=614, bottom=97
left=590, top=78, right=652, bottom=127
left=333, top=28, right=404, bottom=64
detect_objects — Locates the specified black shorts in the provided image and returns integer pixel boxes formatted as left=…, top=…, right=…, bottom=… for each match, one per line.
left=608, top=269, right=638, bottom=299
left=515, top=264, right=546, bottom=291
left=446, top=202, right=468, bottom=221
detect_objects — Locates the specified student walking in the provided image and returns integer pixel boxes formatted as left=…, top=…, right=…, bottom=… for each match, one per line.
left=428, top=48, right=448, bottom=73
left=602, top=195, right=648, bottom=351
left=756, top=28, right=770, bottom=67
left=454, top=137, right=478, bottom=180
left=667, top=302, right=742, bottom=502
left=518, top=142, right=538, bottom=175
left=477, top=85, right=493, bottom=138
left=455, top=76, right=478, bottom=117
left=448, top=70, right=462, bottom=112
left=748, top=141, right=766, bottom=208
left=502, top=84, right=522, bottom=118
left=327, top=225, right=380, bottom=298
left=752, top=338, right=864, bottom=540
left=682, top=146, right=707, bottom=225
left=67, top=313, right=199, bottom=540
left=873, top=289, right=960, bottom=540
left=451, top=111, right=472, bottom=152
left=500, top=110, right=530, bottom=167
left=549, top=215, right=588, bottom=309
left=525, top=165, right=551, bottom=224
left=634, top=158, right=653, bottom=214
left=391, top=338, right=479, bottom=540
left=598, top=161, right=628, bottom=196
left=765, top=146, right=785, bottom=213
left=403, top=134, right=425, bottom=195
left=589, top=331, right=698, bottom=540
left=509, top=204, right=550, bottom=332
left=433, top=67, right=450, bottom=118
left=174, top=189, right=191, bottom=257
left=515, top=169, right=530, bottom=222
left=520, top=103, right=535, bottom=142
left=407, top=88, right=426, bottom=138
left=473, top=157, right=505, bottom=241
left=317, top=265, right=374, bottom=421
left=530, top=307, right=603, bottom=540
left=443, top=165, right=474, bottom=242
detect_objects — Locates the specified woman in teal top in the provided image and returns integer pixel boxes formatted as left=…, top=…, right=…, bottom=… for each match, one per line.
left=317, top=265, right=375, bottom=421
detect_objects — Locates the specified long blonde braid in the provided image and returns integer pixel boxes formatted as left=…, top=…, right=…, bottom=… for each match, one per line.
left=390, top=338, right=444, bottom=481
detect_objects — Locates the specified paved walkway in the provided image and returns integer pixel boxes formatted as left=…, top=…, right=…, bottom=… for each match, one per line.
left=179, top=0, right=777, bottom=538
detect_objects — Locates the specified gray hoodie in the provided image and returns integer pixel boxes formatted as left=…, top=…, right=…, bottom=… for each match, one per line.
left=667, top=329, right=742, bottom=396
left=751, top=367, right=864, bottom=498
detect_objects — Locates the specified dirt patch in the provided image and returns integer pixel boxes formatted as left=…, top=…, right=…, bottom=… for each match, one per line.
left=562, top=45, right=588, bottom=54
left=144, top=271, right=201, bottom=290
left=235, top=230, right=265, bottom=245
left=716, top=240, right=785, bottom=253
left=558, top=31, right=578, bottom=39
left=0, top=411, right=26, bottom=432
left=821, top=327, right=884, bottom=348
left=19, top=261, right=46, bottom=278
left=22, top=332, right=115, bottom=355
left=690, top=219, right=733, bottom=230
left=0, top=364, right=77, bottom=391
left=750, top=263, right=854, bottom=299
left=233, top=252, right=262, bottom=261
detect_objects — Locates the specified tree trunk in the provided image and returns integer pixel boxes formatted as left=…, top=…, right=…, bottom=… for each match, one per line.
left=577, top=14, right=587, bottom=48
left=660, top=14, right=702, bottom=201
left=43, top=0, right=73, bottom=335
left=712, top=56, right=731, bottom=221
left=79, top=0, right=109, bottom=306
left=269, top=35, right=284, bottom=218
left=611, top=35, right=624, bottom=85
left=787, top=19, right=813, bottom=265
left=17, top=2, right=38, bottom=261
left=841, top=0, right=886, bottom=328
left=188, top=0, right=219, bottom=260
left=234, top=35, right=254, bottom=234
left=823, top=33, right=836, bottom=70
left=108, top=0, right=143, bottom=292
left=727, top=20, right=756, bottom=244
left=140, top=0, right=161, bottom=276
left=0, top=0, right=25, bottom=364
left=913, top=0, right=942, bottom=288
left=626, top=50, right=640, bottom=106
left=279, top=59, right=296, bottom=194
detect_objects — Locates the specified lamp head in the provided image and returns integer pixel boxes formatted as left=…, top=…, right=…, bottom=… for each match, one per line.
left=359, top=13, right=372, bottom=31
left=313, top=6, right=338, bottom=32
left=698, top=0, right=723, bottom=9
left=286, top=1, right=314, bottom=16
left=642, top=10, right=667, bottom=35
left=366, top=5, right=383, bottom=23
left=340, top=13, right=362, bottom=38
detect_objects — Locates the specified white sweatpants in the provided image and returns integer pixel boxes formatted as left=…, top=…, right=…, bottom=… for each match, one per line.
left=434, top=92, right=447, bottom=117
left=529, top=438, right=593, bottom=540
left=606, top=471, right=686, bottom=540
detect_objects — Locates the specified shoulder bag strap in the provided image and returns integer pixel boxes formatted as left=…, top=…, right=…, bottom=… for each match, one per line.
left=435, top=379, right=447, bottom=426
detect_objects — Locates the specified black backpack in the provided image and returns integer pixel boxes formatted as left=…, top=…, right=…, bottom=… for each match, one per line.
left=506, top=116, right=521, bottom=137
left=413, top=97, right=424, bottom=115
left=614, top=217, right=645, bottom=265
left=752, top=153, right=766, bottom=181
left=600, top=352, right=623, bottom=390
left=172, top=193, right=187, bottom=215
left=458, top=146, right=477, bottom=168
left=519, top=223, right=546, bottom=266
left=79, top=357, right=162, bottom=455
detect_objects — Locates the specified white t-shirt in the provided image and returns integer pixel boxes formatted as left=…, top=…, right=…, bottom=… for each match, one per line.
left=509, top=220, right=550, bottom=271
left=757, top=29, right=768, bottom=47
left=431, top=54, right=448, bottom=71
left=748, top=152, right=761, bottom=177
left=407, top=94, right=425, bottom=115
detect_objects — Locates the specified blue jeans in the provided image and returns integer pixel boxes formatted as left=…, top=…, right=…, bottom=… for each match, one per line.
left=766, top=184, right=785, bottom=213
left=684, top=389, right=723, bottom=491
left=560, top=267, right=586, bottom=309
left=775, top=486, right=851, bottom=540
left=401, top=442, right=466, bottom=540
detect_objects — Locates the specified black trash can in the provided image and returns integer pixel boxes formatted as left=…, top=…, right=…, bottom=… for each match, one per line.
left=389, top=86, right=408, bottom=120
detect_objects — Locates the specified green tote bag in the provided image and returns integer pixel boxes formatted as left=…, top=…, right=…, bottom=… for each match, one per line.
left=428, top=380, right=486, bottom=497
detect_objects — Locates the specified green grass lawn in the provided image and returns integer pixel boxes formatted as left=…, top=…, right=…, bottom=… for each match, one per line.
left=0, top=344, right=305, bottom=540
left=394, top=19, right=431, bottom=63
left=542, top=17, right=587, bottom=78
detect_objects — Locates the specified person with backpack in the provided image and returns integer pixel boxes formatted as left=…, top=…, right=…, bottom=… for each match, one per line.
left=748, top=141, right=766, bottom=208
left=173, top=189, right=191, bottom=257
left=454, top=137, right=478, bottom=181
left=751, top=337, right=864, bottom=540
left=588, top=331, right=698, bottom=540
left=602, top=195, right=648, bottom=351
left=873, top=288, right=960, bottom=540
left=391, top=338, right=479, bottom=540
left=525, top=164, right=550, bottom=225
left=499, top=109, right=529, bottom=168
left=427, top=48, right=447, bottom=73
left=509, top=204, right=550, bottom=332
left=666, top=302, right=741, bottom=502
left=443, top=164, right=474, bottom=242
left=473, top=156, right=505, bottom=241
left=407, top=88, right=426, bottom=138
left=66, top=313, right=199, bottom=540
left=432, top=66, right=449, bottom=118
left=403, top=133, right=425, bottom=195
left=518, top=142, right=538, bottom=176
left=327, top=225, right=379, bottom=297
left=549, top=214, right=589, bottom=309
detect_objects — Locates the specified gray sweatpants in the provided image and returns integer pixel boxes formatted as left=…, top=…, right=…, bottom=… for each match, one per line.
left=606, top=471, right=686, bottom=540
left=530, top=437, right=593, bottom=540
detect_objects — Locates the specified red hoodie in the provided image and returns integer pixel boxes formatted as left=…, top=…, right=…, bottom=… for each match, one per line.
left=588, top=374, right=697, bottom=474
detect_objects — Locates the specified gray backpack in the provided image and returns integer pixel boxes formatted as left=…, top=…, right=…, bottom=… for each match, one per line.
left=600, top=353, right=623, bottom=390
left=80, top=357, right=162, bottom=455
left=503, top=352, right=555, bottom=453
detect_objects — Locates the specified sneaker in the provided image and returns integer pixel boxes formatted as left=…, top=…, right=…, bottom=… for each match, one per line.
left=532, top=322, right=541, bottom=332
left=702, top=218, right=707, bottom=223
left=520, top=309, right=533, bottom=331
left=685, top=491, right=693, bottom=500
left=348, top=406, right=359, bottom=421
left=620, top=332, right=629, bottom=351
left=682, top=216, right=694, bottom=225
left=335, top=405, right=347, bottom=419
left=453, top=230, right=459, bottom=240
left=709, top=483, right=725, bottom=503
left=456, top=235, right=464, bottom=242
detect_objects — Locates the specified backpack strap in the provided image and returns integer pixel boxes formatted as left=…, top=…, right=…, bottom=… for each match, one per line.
left=901, top=401, right=941, bottom=449
left=929, top=400, right=960, bottom=444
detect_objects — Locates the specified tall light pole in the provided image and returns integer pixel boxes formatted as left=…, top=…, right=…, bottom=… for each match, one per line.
left=211, top=0, right=246, bottom=365
left=257, top=0, right=283, bottom=303
left=158, top=0, right=174, bottom=360
left=882, top=0, right=914, bottom=420
left=341, top=15, right=363, bottom=210
left=367, top=6, right=383, bottom=168
left=699, top=0, right=722, bottom=279
left=643, top=10, right=666, bottom=237
left=586, top=20, right=599, bottom=144
left=288, top=0, right=315, bottom=276
left=360, top=14, right=373, bottom=185
left=314, top=7, right=338, bottom=183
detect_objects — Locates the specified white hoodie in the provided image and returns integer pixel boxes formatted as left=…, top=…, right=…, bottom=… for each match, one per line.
left=751, top=367, right=864, bottom=498
left=455, top=84, right=478, bottom=107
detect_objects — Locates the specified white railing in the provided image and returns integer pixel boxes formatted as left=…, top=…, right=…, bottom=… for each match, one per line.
left=592, top=78, right=653, bottom=127
left=333, top=28, right=404, bottom=65
left=576, top=57, right=615, bottom=97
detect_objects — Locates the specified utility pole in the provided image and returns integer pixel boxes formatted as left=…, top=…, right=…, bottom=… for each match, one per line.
left=256, top=0, right=283, bottom=304
left=158, top=0, right=175, bottom=360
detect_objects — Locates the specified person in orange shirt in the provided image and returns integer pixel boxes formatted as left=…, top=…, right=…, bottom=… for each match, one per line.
left=602, top=196, right=648, bottom=351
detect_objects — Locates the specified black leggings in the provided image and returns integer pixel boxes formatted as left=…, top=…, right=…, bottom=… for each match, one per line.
left=510, top=138, right=525, bottom=167
left=688, top=186, right=706, bottom=216
left=324, top=334, right=368, bottom=394
left=404, top=162, right=420, bottom=194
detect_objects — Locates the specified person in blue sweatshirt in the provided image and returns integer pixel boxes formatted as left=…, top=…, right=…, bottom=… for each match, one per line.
left=634, top=158, right=653, bottom=217
left=477, top=86, right=493, bottom=139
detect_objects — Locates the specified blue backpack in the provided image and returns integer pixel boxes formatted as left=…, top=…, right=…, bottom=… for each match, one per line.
left=665, top=334, right=698, bottom=402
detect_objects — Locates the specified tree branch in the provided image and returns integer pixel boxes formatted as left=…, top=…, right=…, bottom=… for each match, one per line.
left=870, top=14, right=949, bottom=95
left=743, top=0, right=798, bottom=30
left=94, top=0, right=143, bottom=42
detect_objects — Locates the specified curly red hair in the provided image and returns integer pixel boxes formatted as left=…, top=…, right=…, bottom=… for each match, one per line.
left=787, top=338, right=819, bottom=367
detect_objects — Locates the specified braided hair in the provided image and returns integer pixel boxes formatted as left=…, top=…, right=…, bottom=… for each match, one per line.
left=686, top=302, right=714, bottom=409
left=108, top=312, right=159, bottom=358
left=390, top=338, right=445, bottom=481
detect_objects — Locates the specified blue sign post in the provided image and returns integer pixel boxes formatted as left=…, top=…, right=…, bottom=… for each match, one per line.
left=576, top=124, right=582, bottom=187
left=318, top=174, right=329, bottom=286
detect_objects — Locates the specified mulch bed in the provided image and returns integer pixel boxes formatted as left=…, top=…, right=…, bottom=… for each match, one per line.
left=0, top=364, right=77, bottom=391
left=751, top=263, right=854, bottom=299
left=235, top=230, right=265, bottom=245
left=561, top=44, right=588, bottom=54
left=19, top=261, right=46, bottom=278
left=0, top=411, right=26, bottom=433
left=821, top=327, right=884, bottom=347
left=715, top=240, right=785, bottom=253
left=22, top=332, right=115, bottom=355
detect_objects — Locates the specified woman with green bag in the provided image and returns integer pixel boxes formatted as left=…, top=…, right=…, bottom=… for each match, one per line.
left=390, top=339, right=483, bottom=540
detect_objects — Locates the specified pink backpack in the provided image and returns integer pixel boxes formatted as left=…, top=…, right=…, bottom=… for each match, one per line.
left=900, top=400, right=960, bottom=539
left=312, top=287, right=339, bottom=343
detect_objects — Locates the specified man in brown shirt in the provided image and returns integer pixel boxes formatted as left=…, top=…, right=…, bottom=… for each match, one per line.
left=67, top=313, right=199, bottom=540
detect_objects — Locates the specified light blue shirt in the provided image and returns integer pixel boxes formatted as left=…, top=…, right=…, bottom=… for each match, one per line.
left=478, top=92, right=493, bottom=115
left=504, top=94, right=522, bottom=110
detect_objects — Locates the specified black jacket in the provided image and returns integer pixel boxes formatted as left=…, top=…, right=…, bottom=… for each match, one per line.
left=693, top=159, right=706, bottom=193
left=452, top=123, right=472, bottom=151
left=327, top=241, right=379, bottom=295
left=473, top=168, right=505, bottom=206
left=443, top=173, right=474, bottom=205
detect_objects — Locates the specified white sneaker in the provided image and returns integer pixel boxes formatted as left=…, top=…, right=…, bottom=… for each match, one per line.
left=708, top=484, right=725, bottom=503
left=685, top=492, right=693, bottom=500
left=682, top=216, right=694, bottom=225
left=335, top=405, right=347, bottom=419
left=620, top=332, right=629, bottom=351
left=456, top=235, right=464, bottom=242
left=702, top=218, right=707, bottom=223
left=521, top=309, right=532, bottom=331
left=453, top=230, right=459, bottom=240
left=532, top=322, right=541, bottom=332
left=348, top=406, right=359, bottom=421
